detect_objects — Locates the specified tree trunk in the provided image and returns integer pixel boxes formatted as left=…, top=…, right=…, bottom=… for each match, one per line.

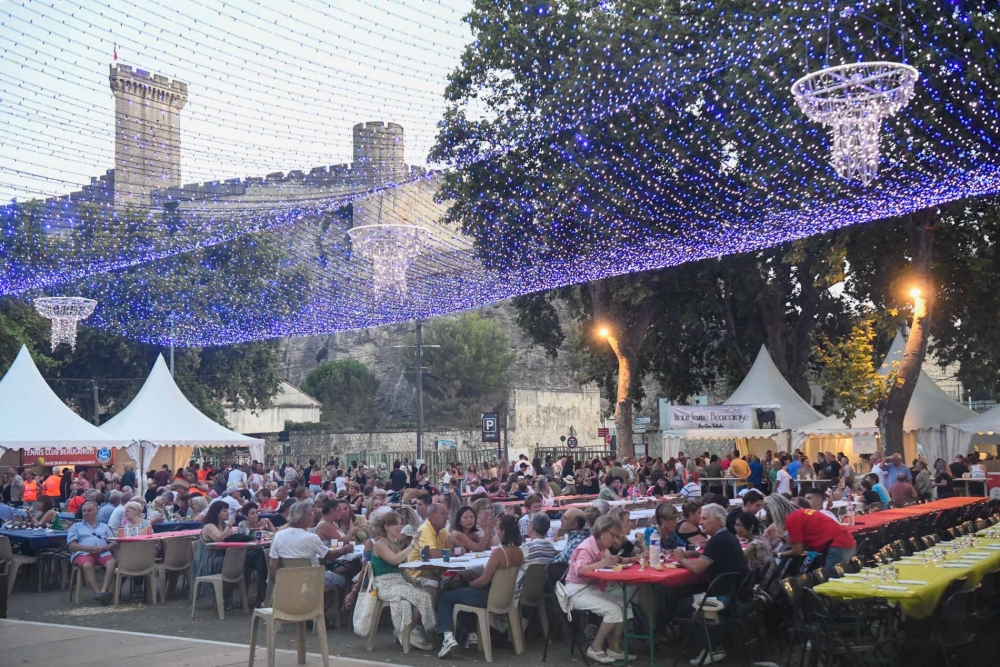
left=883, top=215, right=935, bottom=456
left=613, top=349, right=635, bottom=459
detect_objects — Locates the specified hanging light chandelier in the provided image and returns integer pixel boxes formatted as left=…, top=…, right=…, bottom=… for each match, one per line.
left=792, top=61, right=919, bottom=186
left=33, top=296, right=98, bottom=351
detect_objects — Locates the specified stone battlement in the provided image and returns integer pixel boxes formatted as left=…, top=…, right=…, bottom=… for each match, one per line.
left=109, top=64, right=188, bottom=99
left=148, top=164, right=428, bottom=205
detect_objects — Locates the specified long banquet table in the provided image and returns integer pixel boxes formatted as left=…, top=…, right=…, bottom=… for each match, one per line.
left=848, top=496, right=986, bottom=533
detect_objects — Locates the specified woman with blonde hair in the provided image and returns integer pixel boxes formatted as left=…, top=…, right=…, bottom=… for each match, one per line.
left=368, top=511, right=436, bottom=651
left=118, top=501, right=152, bottom=537
left=762, top=493, right=799, bottom=548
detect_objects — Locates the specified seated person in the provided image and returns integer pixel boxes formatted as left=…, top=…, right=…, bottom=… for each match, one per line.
left=437, top=515, right=525, bottom=657
left=406, top=502, right=451, bottom=596
left=518, top=512, right=557, bottom=597
left=268, top=501, right=354, bottom=588
left=676, top=501, right=708, bottom=546
left=644, top=502, right=686, bottom=549
left=67, top=501, right=117, bottom=605
left=562, top=515, right=634, bottom=664
left=32, top=496, right=60, bottom=528
left=672, top=503, right=749, bottom=665
left=448, top=506, right=495, bottom=553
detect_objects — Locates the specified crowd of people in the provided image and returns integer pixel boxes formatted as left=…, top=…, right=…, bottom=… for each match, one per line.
left=0, top=448, right=994, bottom=664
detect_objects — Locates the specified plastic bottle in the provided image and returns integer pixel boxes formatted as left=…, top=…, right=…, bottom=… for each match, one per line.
left=847, top=500, right=856, bottom=526
left=649, top=530, right=662, bottom=570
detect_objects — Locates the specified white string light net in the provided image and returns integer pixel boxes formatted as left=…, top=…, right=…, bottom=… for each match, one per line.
left=33, top=296, right=98, bottom=351
left=792, top=61, right=919, bottom=186
left=347, top=224, right=429, bottom=297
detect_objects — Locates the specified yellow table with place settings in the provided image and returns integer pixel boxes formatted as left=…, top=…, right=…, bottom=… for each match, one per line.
left=815, top=531, right=1000, bottom=619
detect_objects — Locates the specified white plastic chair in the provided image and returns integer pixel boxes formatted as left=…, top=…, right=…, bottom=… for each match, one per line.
left=112, top=540, right=157, bottom=606
left=452, top=566, right=524, bottom=662
left=191, top=545, right=249, bottom=620
left=248, top=566, right=329, bottom=667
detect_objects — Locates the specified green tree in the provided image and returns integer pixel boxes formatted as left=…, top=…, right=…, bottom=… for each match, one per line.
left=301, top=359, right=381, bottom=430
left=814, top=316, right=898, bottom=431
left=406, top=313, right=516, bottom=427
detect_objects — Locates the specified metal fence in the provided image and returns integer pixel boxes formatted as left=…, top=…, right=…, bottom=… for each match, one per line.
left=335, top=447, right=500, bottom=480
left=533, top=447, right=617, bottom=463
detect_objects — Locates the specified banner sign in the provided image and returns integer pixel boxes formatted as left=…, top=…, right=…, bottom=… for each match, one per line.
left=21, top=446, right=105, bottom=467
left=436, top=439, right=457, bottom=451
left=668, top=404, right=782, bottom=430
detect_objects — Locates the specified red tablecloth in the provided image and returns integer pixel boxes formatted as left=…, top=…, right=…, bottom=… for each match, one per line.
left=583, top=562, right=703, bottom=587
left=113, top=529, right=201, bottom=542
left=209, top=540, right=271, bottom=549
left=848, top=496, right=985, bottom=533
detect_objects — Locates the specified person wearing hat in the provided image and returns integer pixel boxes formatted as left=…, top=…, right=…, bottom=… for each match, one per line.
left=211, top=485, right=245, bottom=515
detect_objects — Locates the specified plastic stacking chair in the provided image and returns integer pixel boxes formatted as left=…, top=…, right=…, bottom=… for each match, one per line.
left=155, top=537, right=194, bottom=602
left=452, top=567, right=523, bottom=663
left=191, top=545, right=249, bottom=620
left=263, top=557, right=312, bottom=608
left=248, top=566, right=329, bottom=667
left=517, top=563, right=551, bottom=660
left=0, top=535, right=36, bottom=595
left=113, top=541, right=158, bottom=606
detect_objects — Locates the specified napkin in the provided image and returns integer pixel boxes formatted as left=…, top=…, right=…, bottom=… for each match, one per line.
left=875, top=585, right=910, bottom=591
left=896, top=580, right=929, bottom=585
left=940, top=563, right=970, bottom=569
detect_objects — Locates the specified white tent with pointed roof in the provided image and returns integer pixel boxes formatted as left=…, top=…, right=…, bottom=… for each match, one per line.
left=101, top=355, right=264, bottom=485
left=0, top=345, right=129, bottom=459
left=792, top=332, right=975, bottom=463
left=663, top=345, right=825, bottom=458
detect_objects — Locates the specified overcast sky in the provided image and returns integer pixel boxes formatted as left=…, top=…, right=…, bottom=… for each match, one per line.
left=0, top=0, right=471, bottom=200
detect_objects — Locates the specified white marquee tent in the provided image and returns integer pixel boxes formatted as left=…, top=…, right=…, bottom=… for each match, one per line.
left=0, top=345, right=129, bottom=459
left=101, top=355, right=264, bottom=488
left=944, top=403, right=1000, bottom=459
left=663, top=345, right=825, bottom=458
left=792, top=332, right=975, bottom=463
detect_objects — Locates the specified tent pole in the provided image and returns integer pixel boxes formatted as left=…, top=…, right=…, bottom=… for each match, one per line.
left=91, top=379, right=99, bottom=426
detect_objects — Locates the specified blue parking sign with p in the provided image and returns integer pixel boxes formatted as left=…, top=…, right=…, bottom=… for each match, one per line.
left=481, top=412, right=500, bottom=443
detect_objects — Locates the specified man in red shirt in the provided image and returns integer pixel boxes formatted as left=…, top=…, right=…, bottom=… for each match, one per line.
left=779, top=507, right=856, bottom=567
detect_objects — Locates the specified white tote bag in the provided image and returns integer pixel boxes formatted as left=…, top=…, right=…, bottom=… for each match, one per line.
left=352, top=563, right=379, bottom=637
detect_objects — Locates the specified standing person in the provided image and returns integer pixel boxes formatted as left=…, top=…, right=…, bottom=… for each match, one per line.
left=839, top=455, right=854, bottom=487
left=120, top=464, right=136, bottom=493
left=948, top=455, right=970, bottom=481
left=41, top=470, right=62, bottom=504
left=152, top=465, right=172, bottom=490
left=913, top=461, right=933, bottom=501
left=968, top=453, right=988, bottom=496
left=60, top=468, right=75, bottom=502
left=774, top=459, right=792, bottom=496
left=933, top=458, right=954, bottom=499
left=22, top=470, right=39, bottom=506
left=389, top=460, right=408, bottom=494
left=779, top=506, right=857, bottom=567
left=67, top=501, right=117, bottom=605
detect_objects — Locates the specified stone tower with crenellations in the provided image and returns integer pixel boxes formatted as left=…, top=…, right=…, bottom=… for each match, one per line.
left=352, top=122, right=407, bottom=181
left=109, top=64, right=188, bottom=208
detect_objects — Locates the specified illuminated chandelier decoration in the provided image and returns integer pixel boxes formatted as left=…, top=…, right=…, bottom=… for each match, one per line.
left=347, top=224, right=429, bottom=297
left=33, top=296, right=98, bottom=351
left=792, top=61, right=919, bottom=186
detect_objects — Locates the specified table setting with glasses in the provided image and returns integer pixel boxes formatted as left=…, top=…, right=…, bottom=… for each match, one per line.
left=815, top=528, right=1000, bottom=618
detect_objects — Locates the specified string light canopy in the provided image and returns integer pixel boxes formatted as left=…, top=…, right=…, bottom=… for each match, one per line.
left=792, top=61, right=920, bottom=186
left=1, top=1, right=999, bottom=346
left=347, top=223, right=429, bottom=297
left=33, top=296, right=97, bottom=351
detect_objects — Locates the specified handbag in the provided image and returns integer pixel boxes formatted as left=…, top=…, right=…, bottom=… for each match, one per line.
left=352, top=562, right=379, bottom=637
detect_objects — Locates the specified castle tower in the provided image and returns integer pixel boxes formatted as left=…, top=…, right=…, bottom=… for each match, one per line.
left=109, top=64, right=188, bottom=208
left=351, top=122, right=407, bottom=183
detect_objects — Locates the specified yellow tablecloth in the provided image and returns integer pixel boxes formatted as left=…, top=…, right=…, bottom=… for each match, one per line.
left=815, top=532, right=1000, bottom=619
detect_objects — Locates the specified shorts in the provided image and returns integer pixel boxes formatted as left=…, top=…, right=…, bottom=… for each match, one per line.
left=565, top=581, right=632, bottom=624
left=72, top=552, right=114, bottom=569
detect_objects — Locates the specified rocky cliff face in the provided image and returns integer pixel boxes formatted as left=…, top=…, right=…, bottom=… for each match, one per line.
left=278, top=299, right=589, bottom=425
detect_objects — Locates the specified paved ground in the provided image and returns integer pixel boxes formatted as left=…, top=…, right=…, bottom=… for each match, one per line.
left=0, top=619, right=408, bottom=666
left=2, top=584, right=771, bottom=667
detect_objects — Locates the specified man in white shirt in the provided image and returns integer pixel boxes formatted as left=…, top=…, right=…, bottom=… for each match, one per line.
left=775, top=460, right=793, bottom=495
left=227, top=464, right=248, bottom=488
left=211, top=486, right=245, bottom=514
left=106, top=490, right=133, bottom=531
left=269, top=501, right=352, bottom=587
left=870, top=456, right=888, bottom=488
